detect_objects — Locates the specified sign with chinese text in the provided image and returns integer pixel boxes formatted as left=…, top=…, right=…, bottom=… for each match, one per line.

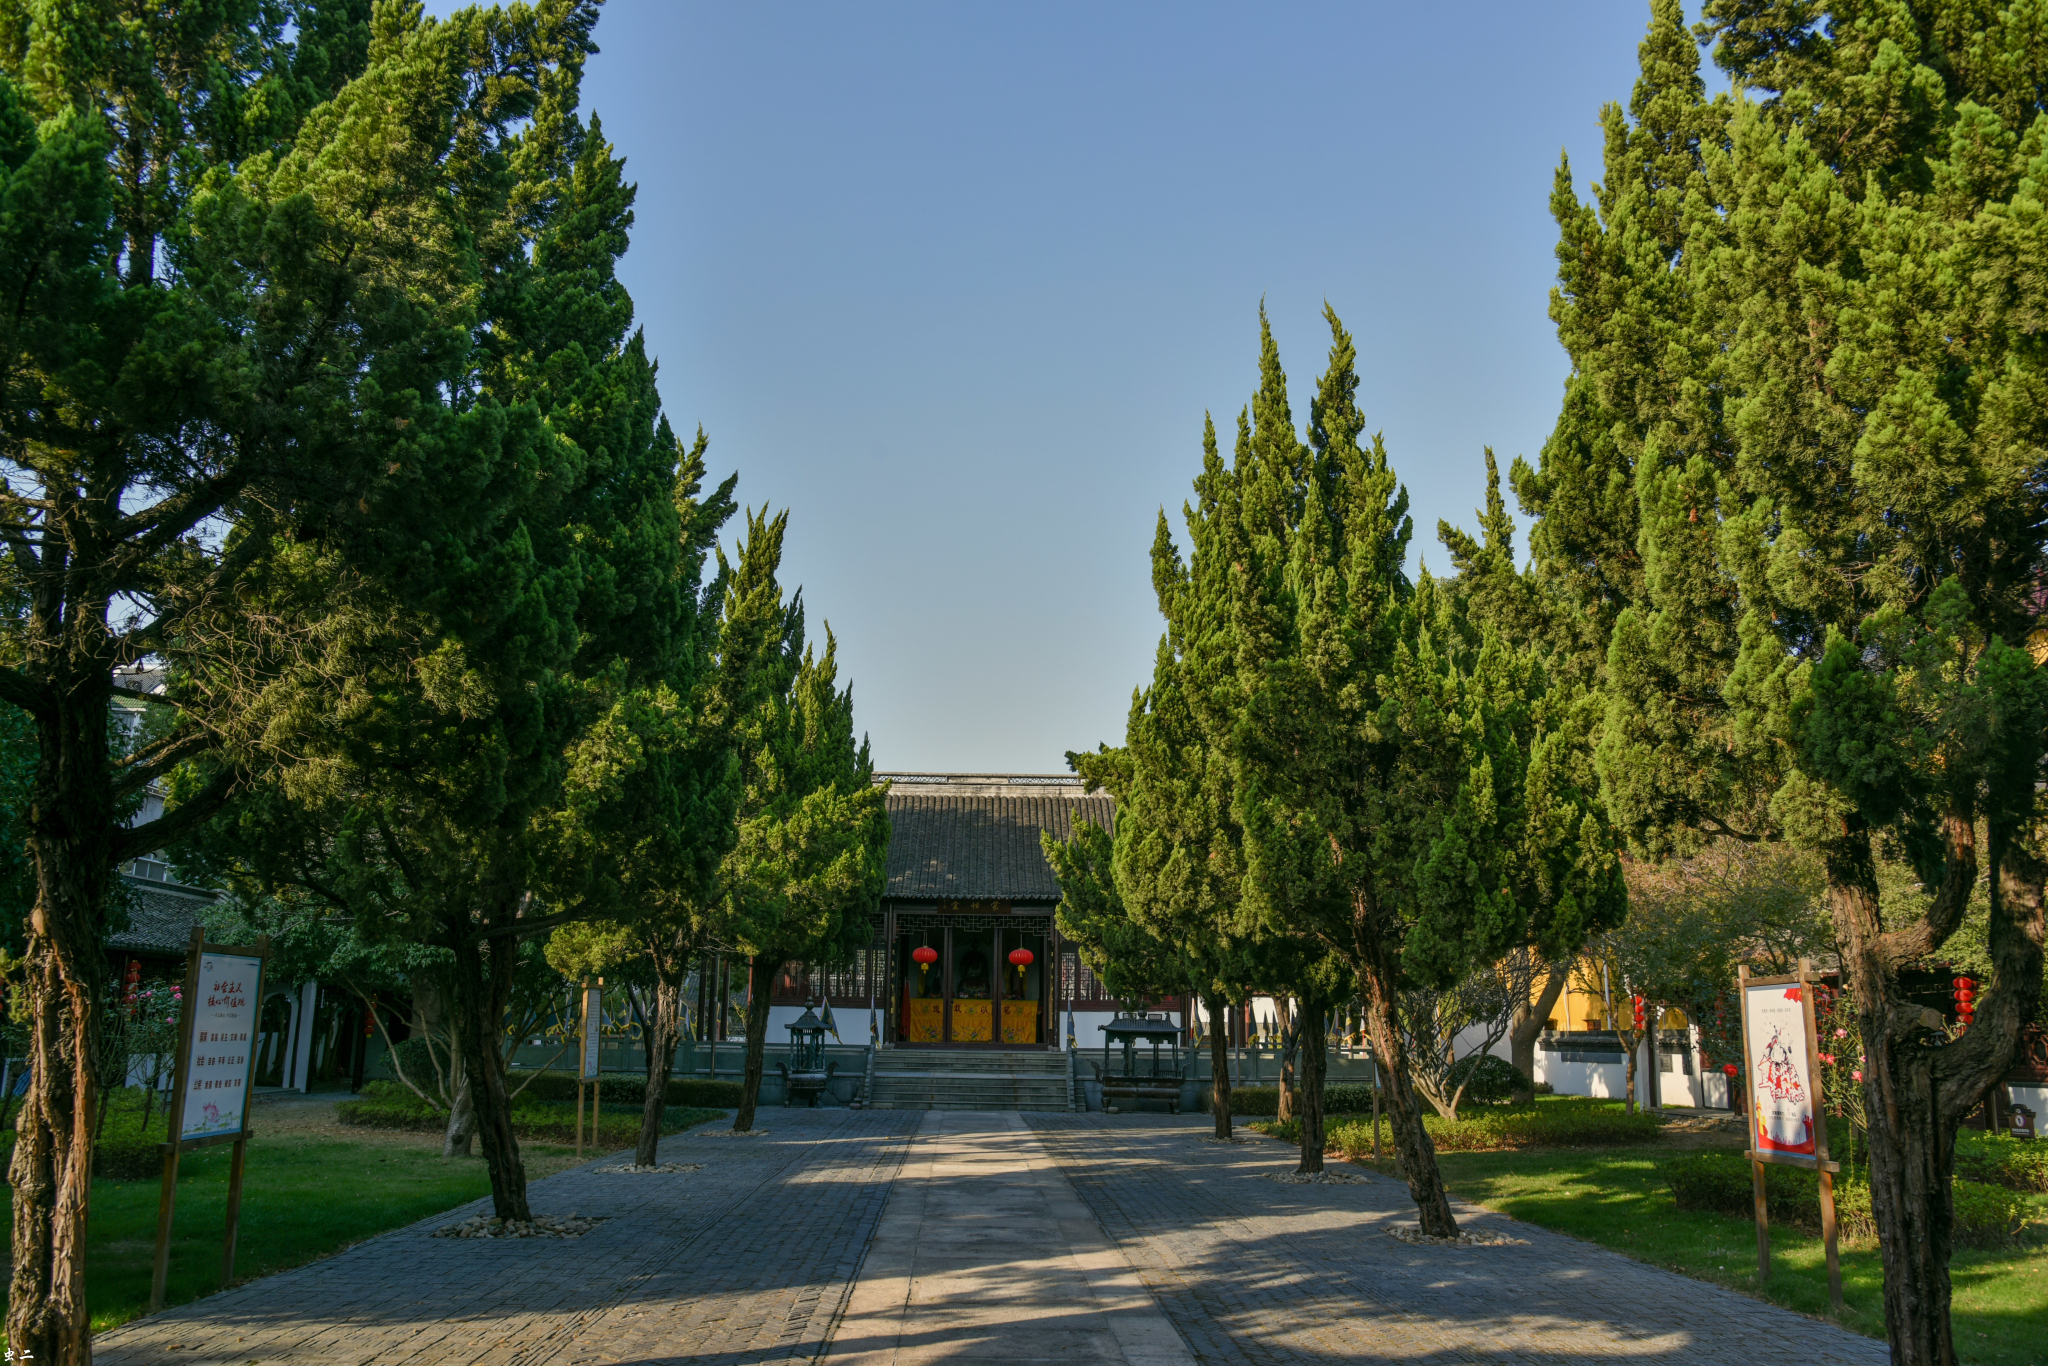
left=181, top=952, right=264, bottom=1141
left=581, top=985, right=602, bottom=1081
left=1743, top=979, right=1817, bottom=1157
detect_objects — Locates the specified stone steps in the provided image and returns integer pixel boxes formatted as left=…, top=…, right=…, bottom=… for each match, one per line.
left=864, top=1047, right=1072, bottom=1111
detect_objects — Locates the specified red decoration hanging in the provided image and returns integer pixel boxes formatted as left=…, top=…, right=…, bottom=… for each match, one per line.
left=911, top=945, right=937, bottom=981
left=1953, top=975, right=1977, bottom=1030
left=1008, top=948, right=1033, bottom=967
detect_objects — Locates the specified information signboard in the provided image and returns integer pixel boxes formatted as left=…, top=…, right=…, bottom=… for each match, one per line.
left=1742, top=976, right=1818, bottom=1157
left=151, top=928, right=270, bottom=1314
left=581, top=983, right=603, bottom=1081
left=180, top=950, right=264, bottom=1141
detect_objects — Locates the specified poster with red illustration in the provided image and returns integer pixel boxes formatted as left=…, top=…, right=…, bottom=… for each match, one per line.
left=179, top=951, right=265, bottom=1142
left=1743, top=980, right=1817, bottom=1156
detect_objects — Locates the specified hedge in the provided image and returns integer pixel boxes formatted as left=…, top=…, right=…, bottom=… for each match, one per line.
left=1953, top=1130, right=2048, bottom=1193
left=337, top=1082, right=725, bottom=1148
left=1202, top=1084, right=1382, bottom=1117
left=1258, top=1098, right=1661, bottom=1152
left=509, top=1072, right=744, bottom=1109
left=1659, top=1151, right=2031, bottom=1248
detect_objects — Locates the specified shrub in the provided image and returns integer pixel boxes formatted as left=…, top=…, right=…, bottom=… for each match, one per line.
left=1659, top=1150, right=2030, bottom=1248
left=94, top=1129, right=163, bottom=1181
left=1211, top=1084, right=1378, bottom=1116
left=1226, top=1087, right=1280, bottom=1116
left=1324, top=1099, right=1659, bottom=1154
left=336, top=1081, right=724, bottom=1148
left=1323, top=1084, right=1377, bottom=1114
left=1257, top=1098, right=1656, bottom=1152
left=1445, top=1054, right=1529, bottom=1106
left=509, top=1072, right=743, bottom=1109
left=1954, top=1130, right=2048, bottom=1193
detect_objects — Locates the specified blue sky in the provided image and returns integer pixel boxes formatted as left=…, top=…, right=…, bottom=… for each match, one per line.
left=433, top=1, right=1689, bottom=772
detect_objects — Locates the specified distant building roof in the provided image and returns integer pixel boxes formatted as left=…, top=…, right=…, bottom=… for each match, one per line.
left=883, top=780, right=1113, bottom=903
left=108, top=877, right=217, bottom=958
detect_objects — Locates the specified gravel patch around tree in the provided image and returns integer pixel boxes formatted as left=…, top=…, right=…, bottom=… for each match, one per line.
left=1385, top=1223, right=1529, bottom=1247
left=432, top=1214, right=609, bottom=1239
left=600, top=1161, right=704, bottom=1173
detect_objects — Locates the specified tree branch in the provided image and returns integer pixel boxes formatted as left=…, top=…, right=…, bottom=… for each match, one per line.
left=0, top=665, right=50, bottom=717
left=110, top=765, right=239, bottom=863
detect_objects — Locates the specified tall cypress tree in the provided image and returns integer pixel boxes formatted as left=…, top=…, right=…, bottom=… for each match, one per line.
left=1520, top=5, right=2048, bottom=1355
left=1229, top=309, right=1624, bottom=1233
left=181, top=0, right=726, bottom=1225
left=704, top=508, right=890, bottom=1134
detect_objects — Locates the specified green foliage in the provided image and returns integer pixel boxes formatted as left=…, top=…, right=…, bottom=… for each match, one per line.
left=1259, top=1097, right=1660, bottom=1151
left=705, top=509, right=890, bottom=973
left=1953, top=1131, right=2048, bottom=1194
left=336, top=1081, right=722, bottom=1148
left=1445, top=1053, right=1529, bottom=1106
left=1218, top=1084, right=1380, bottom=1117
left=1045, top=817, right=1183, bottom=1008
left=510, top=1071, right=741, bottom=1109
left=1660, top=1150, right=2032, bottom=1248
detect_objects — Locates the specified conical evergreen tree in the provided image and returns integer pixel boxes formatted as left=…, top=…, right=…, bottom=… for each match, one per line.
left=1520, top=5, right=2048, bottom=1355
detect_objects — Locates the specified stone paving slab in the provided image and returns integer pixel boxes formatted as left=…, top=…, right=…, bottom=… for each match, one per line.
left=1026, top=1113, right=1891, bottom=1366
left=823, top=1112, right=1194, bottom=1366
left=93, top=1109, right=921, bottom=1366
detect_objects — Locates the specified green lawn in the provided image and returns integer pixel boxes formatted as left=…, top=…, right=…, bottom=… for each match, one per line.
left=1337, top=1141, right=2048, bottom=1366
left=4, top=1106, right=724, bottom=1336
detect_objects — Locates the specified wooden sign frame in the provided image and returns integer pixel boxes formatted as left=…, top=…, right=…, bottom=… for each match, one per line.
left=1736, top=961, right=1843, bottom=1310
left=150, top=926, right=272, bottom=1312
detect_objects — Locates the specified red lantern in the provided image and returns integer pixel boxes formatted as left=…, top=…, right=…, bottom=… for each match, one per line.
left=1954, top=975, right=1977, bottom=1029
left=1632, top=995, right=1647, bottom=1030
left=911, top=945, right=937, bottom=980
left=1723, top=1063, right=1738, bottom=1077
left=1008, top=947, right=1033, bottom=988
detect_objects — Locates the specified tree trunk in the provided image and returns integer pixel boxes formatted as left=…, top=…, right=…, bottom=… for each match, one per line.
left=1296, top=999, right=1327, bottom=1175
left=448, top=930, right=530, bottom=1222
left=1354, top=913, right=1458, bottom=1237
left=733, top=955, right=776, bottom=1132
left=1277, top=1001, right=1300, bottom=1122
left=637, top=970, right=682, bottom=1166
left=10, top=690, right=121, bottom=1366
left=442, top=1061, right=475, bottom=1158
left=1826, top=818, right=2046, bottom=1366
left=1206, top=993, right=1232, bottom=1138
left=1509, top=961, right=1569, bottom=1103
left=1621, top=1027, right=1637, bottom=1116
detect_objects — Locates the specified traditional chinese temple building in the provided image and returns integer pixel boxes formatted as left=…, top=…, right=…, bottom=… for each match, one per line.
left=770, top=773, right=1144, bottom=1053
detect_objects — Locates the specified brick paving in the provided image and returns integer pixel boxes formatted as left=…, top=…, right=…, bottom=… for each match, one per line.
left=93, top=1109, right=921, bottom=1366
left=90, top=1107, right=1899, bottom=1366
left=1027, top=1113, right=1890, bottom=1366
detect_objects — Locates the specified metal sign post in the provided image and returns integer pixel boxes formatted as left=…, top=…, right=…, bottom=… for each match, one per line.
left=150, top=927, right=270, bottom=1312
left=1736, top=962, right=1842, bottom=1305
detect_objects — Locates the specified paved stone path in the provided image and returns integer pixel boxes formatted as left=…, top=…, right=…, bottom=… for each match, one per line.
left=94, top=1109, right=921, bottom=1366
left=825, top=1112, right=1192, bottom=1366
left=1028, top=1114, right=1890, bottom=1366
left=91, top=1108, right=1895, bottom=1366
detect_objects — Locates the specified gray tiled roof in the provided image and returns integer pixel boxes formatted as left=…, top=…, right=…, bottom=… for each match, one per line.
left=108, top=879, right=217, bottom=956
left=885, top=793, right=1115, bottom=902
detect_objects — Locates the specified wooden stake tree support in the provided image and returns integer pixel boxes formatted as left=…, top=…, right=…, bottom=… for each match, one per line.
left=1736, top=960, right=1844, bottom=1313
left=151, top=927, right=271, bottom=1312
left=577, top=978, right=602, bottom=1158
